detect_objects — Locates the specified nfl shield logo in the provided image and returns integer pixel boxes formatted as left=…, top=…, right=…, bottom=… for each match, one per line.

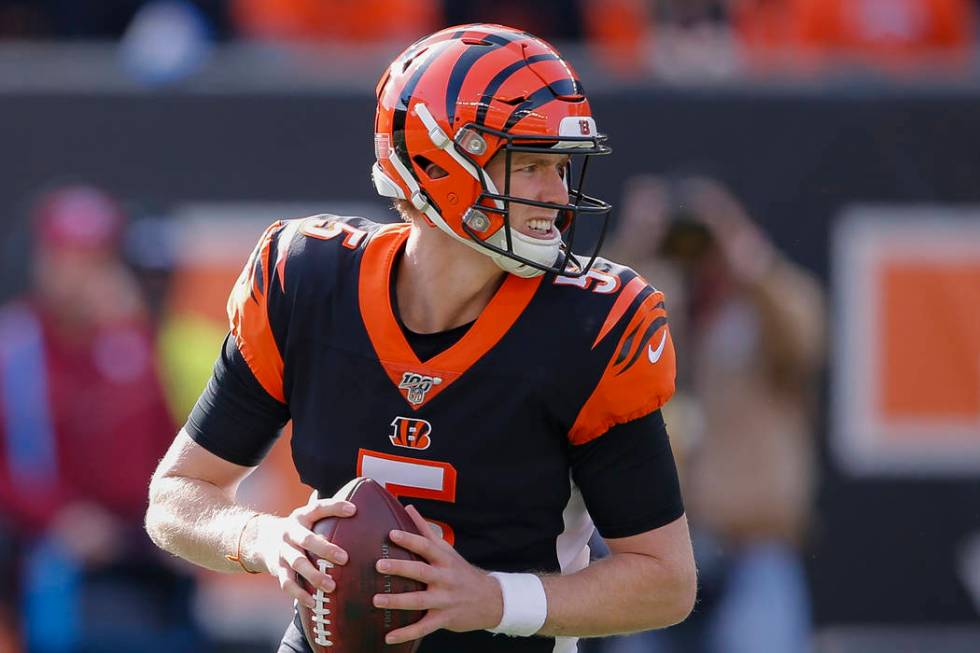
left=579, top=120, right=591, bottom=135
left=398, top=371, right=442, bottom=405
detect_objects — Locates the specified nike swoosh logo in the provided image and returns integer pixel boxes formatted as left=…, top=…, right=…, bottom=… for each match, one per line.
left=647, top=331, right=667, bottom=364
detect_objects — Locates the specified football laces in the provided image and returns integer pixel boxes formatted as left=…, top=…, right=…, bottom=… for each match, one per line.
left=312, top=559, right=334, bottom=646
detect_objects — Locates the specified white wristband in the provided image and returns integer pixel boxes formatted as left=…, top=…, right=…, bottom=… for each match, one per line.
left=486, top=572, right=548, bottom=637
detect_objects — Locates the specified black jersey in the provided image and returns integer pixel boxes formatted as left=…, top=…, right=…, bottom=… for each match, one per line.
left=186, top=215, right=682, bottom=653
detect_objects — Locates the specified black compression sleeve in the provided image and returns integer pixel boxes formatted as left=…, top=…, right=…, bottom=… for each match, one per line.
left=569, top=410, right=684, bottom=539
left=185, top=335, right=290, bottom=467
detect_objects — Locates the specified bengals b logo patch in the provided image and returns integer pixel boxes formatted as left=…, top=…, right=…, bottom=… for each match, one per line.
left=389, top=417, right=433, bottom=450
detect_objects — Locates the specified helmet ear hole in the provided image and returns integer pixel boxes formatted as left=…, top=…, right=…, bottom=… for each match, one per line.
left=413, top=155, right=449, bottom=180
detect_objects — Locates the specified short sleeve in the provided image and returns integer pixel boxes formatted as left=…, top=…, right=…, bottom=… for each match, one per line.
left=569, top=410, right=684, bottom=539
left=185, top=220, right=296, bottom=466
left=185, top=335, right=290, bottom=467
left=568, top=288, right=676, bottom=445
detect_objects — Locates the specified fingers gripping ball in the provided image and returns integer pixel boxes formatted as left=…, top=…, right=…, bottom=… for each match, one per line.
left=297, top=478, right=426, bottom=652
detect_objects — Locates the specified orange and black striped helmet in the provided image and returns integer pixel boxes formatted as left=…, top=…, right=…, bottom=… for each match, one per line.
left=373, top=24, right=612, bottom=278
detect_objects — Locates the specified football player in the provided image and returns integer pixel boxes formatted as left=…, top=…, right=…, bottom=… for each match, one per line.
left=146, top=24, right=695, bottom=653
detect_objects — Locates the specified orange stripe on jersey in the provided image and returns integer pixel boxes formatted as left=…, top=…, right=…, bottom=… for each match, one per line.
left=273, top=219, right=303, bottom=293
left=227, top=221, right=286, bottom=403
left=592, top=276, right=648, bottom=350
left=359, top=224, right=542, bottom=410
left=569, top=290, right=675, bottom=445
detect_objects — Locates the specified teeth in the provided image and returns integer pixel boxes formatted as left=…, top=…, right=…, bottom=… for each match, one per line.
left=528, top=219, right=552, bottom=233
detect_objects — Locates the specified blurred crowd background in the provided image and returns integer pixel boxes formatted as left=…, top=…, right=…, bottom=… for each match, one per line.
left=2, top=0, right=980, bottom=76
left=1, top=1, right=979, bottom=652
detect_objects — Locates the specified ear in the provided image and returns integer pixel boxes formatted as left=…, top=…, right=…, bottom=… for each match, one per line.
left=424, top=162, right=449, bottom=180
left=412, top=155, right=449, bottom=180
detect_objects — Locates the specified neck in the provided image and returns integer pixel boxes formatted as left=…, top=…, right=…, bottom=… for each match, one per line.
left=395, top=223, right=507, bottom=334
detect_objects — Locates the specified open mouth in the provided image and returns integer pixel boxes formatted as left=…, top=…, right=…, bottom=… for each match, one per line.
left=524, top=218, right=556, bottom=240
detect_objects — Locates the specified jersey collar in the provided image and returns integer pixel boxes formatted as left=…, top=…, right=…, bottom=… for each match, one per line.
left=359, top=223, right=542, bottom=410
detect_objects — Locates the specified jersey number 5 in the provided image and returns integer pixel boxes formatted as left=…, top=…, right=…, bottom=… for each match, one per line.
left=300, top=219, right=367, bottom=249
left=356, top=449, right=457, bottom=545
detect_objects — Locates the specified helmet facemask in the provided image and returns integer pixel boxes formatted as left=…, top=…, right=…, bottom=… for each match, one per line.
left=455, top=123, right=612, bottom=278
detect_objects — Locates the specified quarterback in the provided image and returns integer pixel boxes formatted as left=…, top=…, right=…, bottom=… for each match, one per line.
left=146, top=24, right=695, bottom=653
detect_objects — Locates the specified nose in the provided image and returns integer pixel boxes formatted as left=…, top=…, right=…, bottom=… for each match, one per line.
left=539, top=165, right=569, bottom=207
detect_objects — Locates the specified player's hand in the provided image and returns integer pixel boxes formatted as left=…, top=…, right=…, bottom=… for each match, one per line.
left=256, top=491, right=356, bottom=610
left=373, top=505, right=504, bottom=644
left=682, top=176, right=775, bottom=282
left=615, top=175, right=671, bottom=259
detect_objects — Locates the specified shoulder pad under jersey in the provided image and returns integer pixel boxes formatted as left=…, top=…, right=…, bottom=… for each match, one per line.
left=226, top=215, right=383, bottom=402
left=554, top=258, right=676, bottom=445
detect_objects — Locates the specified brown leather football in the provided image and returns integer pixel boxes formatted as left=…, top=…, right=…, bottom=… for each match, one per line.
left=297, top=477, right=426, bottom=653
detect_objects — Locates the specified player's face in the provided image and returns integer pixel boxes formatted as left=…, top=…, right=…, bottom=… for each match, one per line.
left=485, top=151, right=570, bottom=240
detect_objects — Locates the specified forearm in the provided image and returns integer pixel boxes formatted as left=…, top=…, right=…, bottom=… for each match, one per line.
left=145, top=473, right=278, bottom=574
left=537, top=550, right=695, bottom=637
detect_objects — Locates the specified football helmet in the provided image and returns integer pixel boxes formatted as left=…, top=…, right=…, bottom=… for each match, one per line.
left=373, top=24, right=612, bottom=278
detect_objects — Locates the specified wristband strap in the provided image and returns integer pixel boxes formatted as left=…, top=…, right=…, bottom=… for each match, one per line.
left=225, top=512, right=262, bottom=574
left=487, top=572, right=547, bottom=636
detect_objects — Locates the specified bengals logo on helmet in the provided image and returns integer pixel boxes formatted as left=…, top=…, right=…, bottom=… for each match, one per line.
left=389, top=417, right=433, bottom=450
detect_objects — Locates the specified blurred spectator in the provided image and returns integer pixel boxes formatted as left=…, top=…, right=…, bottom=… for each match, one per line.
left=579, top=0, right=653, bottom=76
left=605, top=176, right=825, bottom=653
left=231, top=0, right=437, bottom=42
left=442, top=0, right=649, bottom=77
left=732, top=0, right=977, bottom=71
left=580, top=0, right=738, bottom=79
left=0, top=184, right=202, bottom=652
left=119, top=1, right=216, bottom=86
left=647, top=0, right=737, bottom=78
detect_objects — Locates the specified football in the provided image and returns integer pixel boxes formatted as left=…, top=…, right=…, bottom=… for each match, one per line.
left=297, top=477, right=426, bottom=653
